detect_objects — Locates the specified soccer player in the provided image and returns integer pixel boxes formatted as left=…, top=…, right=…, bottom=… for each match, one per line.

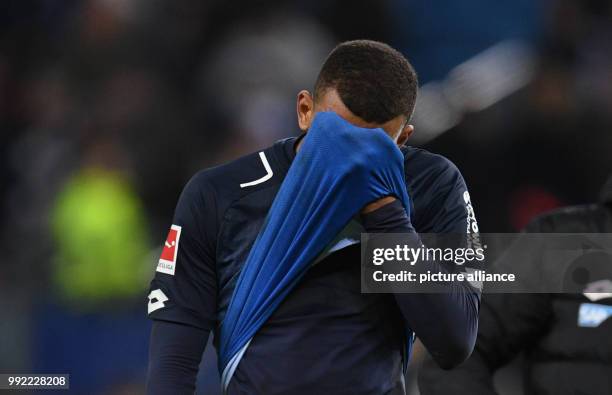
left=146, top=40, right=480, bottom=395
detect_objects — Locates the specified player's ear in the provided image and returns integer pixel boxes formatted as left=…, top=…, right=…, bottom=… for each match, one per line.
left=397, top=124, right=414, bottom=146
left=297, top=90, right=315, bottom=132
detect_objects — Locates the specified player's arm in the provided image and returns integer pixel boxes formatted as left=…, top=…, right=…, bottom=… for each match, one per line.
left=148, top=321, right=209, bottom=395
left=361, top=161, right=480, bottom=369
left=146, top=173, right=218, bottom=395
left=362, top=199, right=480, bottom=369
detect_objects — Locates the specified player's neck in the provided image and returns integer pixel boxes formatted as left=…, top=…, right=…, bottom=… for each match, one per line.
left=294, top=134, right=305, bottom=154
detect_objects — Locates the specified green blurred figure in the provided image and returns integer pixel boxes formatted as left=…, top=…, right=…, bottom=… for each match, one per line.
left=51, top=168, right=150, bottom=308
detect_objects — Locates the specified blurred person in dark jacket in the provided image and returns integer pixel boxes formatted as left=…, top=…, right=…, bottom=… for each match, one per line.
left=419, top=174, right=612, bottom=394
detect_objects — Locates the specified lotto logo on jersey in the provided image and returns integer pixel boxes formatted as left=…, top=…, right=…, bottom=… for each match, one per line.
left=157, top=224, right=182, bottom=275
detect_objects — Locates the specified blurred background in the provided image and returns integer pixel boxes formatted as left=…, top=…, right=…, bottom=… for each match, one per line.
left=0, top=0, right=611, bottom=394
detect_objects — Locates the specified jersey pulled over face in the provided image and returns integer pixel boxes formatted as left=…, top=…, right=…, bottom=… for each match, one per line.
left=147, top=136, right=476, bottom=394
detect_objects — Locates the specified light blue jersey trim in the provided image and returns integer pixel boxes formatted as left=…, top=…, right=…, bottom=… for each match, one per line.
left=221, top=339, right=251, bottom=393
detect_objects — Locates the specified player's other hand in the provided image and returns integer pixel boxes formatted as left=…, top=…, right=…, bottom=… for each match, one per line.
left=361, top=196, right=397, bottom=214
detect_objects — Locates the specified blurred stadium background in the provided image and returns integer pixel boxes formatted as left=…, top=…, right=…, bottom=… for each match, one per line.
left=1, top=0, right=611, bottom=394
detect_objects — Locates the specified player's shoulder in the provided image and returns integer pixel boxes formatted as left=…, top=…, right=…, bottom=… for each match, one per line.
left=401, top=145, right=464, bottom=184
left=190, top=150, right=265, bottom=192
left=184, top=138, right=294, bottom=203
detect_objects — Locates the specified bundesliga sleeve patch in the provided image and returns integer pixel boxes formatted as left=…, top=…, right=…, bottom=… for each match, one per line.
left=157, top=224, right=182, bottom=275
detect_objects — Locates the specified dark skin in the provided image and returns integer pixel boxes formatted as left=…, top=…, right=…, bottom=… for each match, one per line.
left=295, top=88, right=415, bottom=213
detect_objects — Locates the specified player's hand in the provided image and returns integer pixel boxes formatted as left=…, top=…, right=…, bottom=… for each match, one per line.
left=361, top=196, right=397, bottom=214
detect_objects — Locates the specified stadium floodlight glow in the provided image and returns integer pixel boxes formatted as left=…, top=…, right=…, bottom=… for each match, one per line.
left=412, top=40, right=536, bottom=145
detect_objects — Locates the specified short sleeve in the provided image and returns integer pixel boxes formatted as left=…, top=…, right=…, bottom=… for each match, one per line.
left=147, top=173, right=218, bottom=331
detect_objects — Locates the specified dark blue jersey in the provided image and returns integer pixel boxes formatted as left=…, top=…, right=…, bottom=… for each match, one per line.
left=147, top=136, right=478, bottom=394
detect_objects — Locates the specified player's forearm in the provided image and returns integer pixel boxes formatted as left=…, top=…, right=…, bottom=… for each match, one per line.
left=394, top=283, right=479, bottom=369
left=361, top=199, right=480, bottom=369
left=361, top=198, right=416, bottom=233
left=146, top=320, right=208, bottom=395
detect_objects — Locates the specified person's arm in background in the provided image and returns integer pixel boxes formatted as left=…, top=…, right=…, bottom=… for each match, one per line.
left=417, top=217, right=553, bottom=394
left=418, top=292, right=552, bottom=394
left=146, top=172, right=219, bottom=395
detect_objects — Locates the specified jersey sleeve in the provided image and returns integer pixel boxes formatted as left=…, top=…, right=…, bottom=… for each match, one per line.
left=361, top=197, right=480, bottom=370
left=412, top=156, right=478, bottom=237
left=147, top=173, right=218, bottom=331
left=401, top=153, right=482, bottom=369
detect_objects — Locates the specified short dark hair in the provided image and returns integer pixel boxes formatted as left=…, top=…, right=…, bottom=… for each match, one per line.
left=314, top=40, right=418, bottom=124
